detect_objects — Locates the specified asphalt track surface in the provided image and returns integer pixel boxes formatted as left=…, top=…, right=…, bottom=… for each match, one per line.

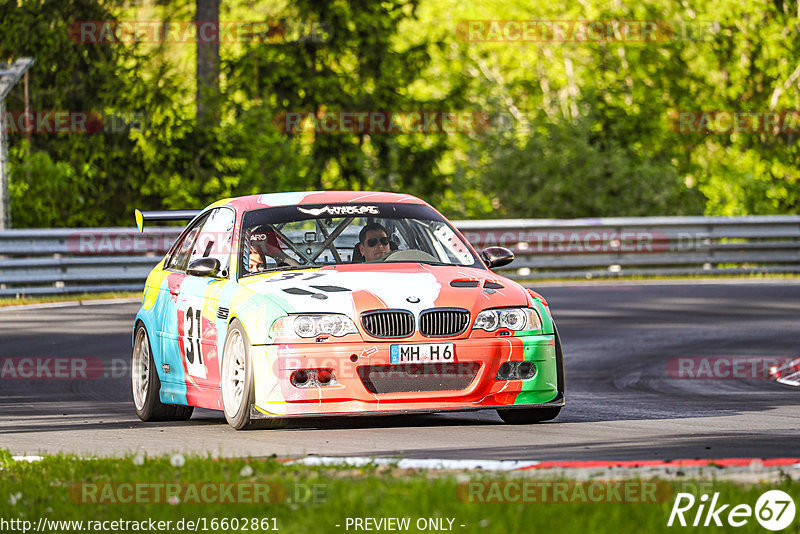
left=1, top=281, right=798, bottom=460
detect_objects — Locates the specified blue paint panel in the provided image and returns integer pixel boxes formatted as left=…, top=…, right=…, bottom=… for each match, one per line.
left=151, top=274, right=188, bottom=405
left=160, top=381, right=192, bottom=406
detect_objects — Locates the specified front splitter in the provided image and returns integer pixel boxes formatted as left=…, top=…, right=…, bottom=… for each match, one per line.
left=249, top=392, right=565, bottom=419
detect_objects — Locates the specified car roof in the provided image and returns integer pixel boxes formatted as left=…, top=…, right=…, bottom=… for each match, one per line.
left=213, top=191, right=429, bottom=212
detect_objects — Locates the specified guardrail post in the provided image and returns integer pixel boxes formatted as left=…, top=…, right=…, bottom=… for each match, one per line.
left=0, top=58, right=36, bottom=230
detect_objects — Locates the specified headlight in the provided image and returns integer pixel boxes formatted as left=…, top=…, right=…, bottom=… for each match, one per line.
left=270, top=314, right=358, bottom=339
left=472, top=307, right=541, bottom=332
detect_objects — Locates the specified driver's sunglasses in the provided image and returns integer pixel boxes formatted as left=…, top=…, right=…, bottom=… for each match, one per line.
left=366, top=237, right=390, bottom=247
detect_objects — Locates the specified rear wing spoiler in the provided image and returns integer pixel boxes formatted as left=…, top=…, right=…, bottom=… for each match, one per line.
left=134, top=209, right=201, bottom=232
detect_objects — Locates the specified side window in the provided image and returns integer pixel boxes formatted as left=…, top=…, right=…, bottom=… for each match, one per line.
left=430, top=222, right=474, bottom=265
left=188, top=208, right=235, bottom=276
left=165, top=214, right=210, bottom=272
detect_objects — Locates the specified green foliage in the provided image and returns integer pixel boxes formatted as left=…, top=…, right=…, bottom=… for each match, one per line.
left=432, top=0, right=800, bottom=218
left=2, top=0, right=143, bottom=226
left=1, top=0, right=311, bottom=226
left=9, top=144, right=100, bottom=227
left=228, top=0, right=462, bottom=201
left=472, top=116, right=705, bottom=218
left=3, top=0, right=800, bottom=227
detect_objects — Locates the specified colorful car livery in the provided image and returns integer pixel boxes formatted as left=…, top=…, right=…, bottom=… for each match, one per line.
left=132, top=191, right=565, bottom=429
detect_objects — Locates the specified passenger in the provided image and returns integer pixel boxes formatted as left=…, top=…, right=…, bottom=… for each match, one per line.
left=248, top=226, right=299, bottom=271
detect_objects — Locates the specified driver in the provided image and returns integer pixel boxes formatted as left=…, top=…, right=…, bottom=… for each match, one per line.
left=358, top=223, right=391, bottom=262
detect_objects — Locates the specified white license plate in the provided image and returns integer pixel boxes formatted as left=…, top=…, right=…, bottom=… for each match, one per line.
left=390, top=343, right=455, bottom=364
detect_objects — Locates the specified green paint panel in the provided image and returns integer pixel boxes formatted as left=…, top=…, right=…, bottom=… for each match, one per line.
left=515, top=334, right=559, bottom=405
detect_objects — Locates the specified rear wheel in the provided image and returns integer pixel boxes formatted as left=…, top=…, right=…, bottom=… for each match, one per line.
left=497, top=322, right=564, bottom=424
left=132, top=323, right=193, bottom=422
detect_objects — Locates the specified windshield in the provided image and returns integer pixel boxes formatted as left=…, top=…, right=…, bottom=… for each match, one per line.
left=239, top=202, right=481, bottom=276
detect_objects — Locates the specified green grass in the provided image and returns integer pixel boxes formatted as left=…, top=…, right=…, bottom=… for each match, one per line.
left=0, top=291, right=141, bottom=307
left=0, top=451, right=797, bottom=533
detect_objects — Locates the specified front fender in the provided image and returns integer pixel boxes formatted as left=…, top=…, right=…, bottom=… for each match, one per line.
left=224, top=284, right=290, bottom=345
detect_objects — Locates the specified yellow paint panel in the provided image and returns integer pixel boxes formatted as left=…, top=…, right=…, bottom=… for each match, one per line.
left=134, top=209, right=144, bottom=232
left=142, top=264, right=169, bottom=310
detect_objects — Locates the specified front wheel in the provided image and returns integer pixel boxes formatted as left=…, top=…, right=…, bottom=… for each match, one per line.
left=496, top=321, right=564, bottom=424
left=221, top=320, right=254, bottom=429
left=221, top=320, right=286, bottom=430
left=132, top=323, right=193, bottom=422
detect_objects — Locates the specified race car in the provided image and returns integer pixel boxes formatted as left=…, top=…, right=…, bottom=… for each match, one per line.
left=132, top=191, right=564, bottom=429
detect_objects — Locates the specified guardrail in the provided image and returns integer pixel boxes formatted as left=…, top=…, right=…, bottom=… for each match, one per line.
left=1, top=216, right=799, bottom=296
left=458, top=215, right=800, bottom=279
left=0, top=227, right=180, bottom=296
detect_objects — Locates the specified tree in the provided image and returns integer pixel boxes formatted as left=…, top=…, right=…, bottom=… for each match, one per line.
left=229, top=0, right=464, bottom=199
left=195, top=0, right=220, bottom=126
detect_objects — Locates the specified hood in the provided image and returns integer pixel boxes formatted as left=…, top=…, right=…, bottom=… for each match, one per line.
left=238, top=264, right=529, bottom=318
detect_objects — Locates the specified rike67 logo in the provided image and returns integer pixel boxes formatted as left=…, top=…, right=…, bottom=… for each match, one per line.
left=668, top=490, right=796, bottom=530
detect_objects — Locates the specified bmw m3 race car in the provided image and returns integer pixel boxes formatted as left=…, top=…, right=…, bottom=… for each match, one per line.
left=132, top=191, right=564, bottom=429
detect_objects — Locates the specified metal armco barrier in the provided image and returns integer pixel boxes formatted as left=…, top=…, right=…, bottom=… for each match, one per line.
left=0, top=227, right=181, bottom=297
left=457, top=215, right=800, bottom=279
left=1, top=216, right=799, bottom=296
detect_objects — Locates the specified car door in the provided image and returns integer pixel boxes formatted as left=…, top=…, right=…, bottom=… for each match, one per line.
left=156, top=212, right=210, bottom=386
left=175, top=207, right=236, bottom=392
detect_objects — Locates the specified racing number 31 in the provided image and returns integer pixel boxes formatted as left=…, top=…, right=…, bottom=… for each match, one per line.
left=184, top=306, right=207, bottom=378
left=185, top=307, right=202, bottom=365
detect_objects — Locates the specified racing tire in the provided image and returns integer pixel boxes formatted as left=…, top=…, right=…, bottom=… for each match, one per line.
left=221, top=320, right=286, bottom=430
left=497, top=406, right=562, bottom=424
left=132, top=323, right=194, bottom=422
left=496, top=321, right=564, bottom=424
left=553, top=321, right=565, bottom=393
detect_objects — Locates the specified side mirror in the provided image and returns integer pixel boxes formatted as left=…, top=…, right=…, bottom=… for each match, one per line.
left=187, top=257, right=221, bottom=277
left=481, top=247, right=515, bottom=269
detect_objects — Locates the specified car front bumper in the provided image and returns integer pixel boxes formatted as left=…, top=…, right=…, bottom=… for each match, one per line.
left=250, top=333, right=562, bottom=417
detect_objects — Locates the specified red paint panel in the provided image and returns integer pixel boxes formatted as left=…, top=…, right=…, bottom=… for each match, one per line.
left=166, top=273, right=185, bottom=303
left=222, top=191, right=426, bottom=212
left=351, top=290, right=389, bottom=312
left=175, top=306, right=209, bottom=408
